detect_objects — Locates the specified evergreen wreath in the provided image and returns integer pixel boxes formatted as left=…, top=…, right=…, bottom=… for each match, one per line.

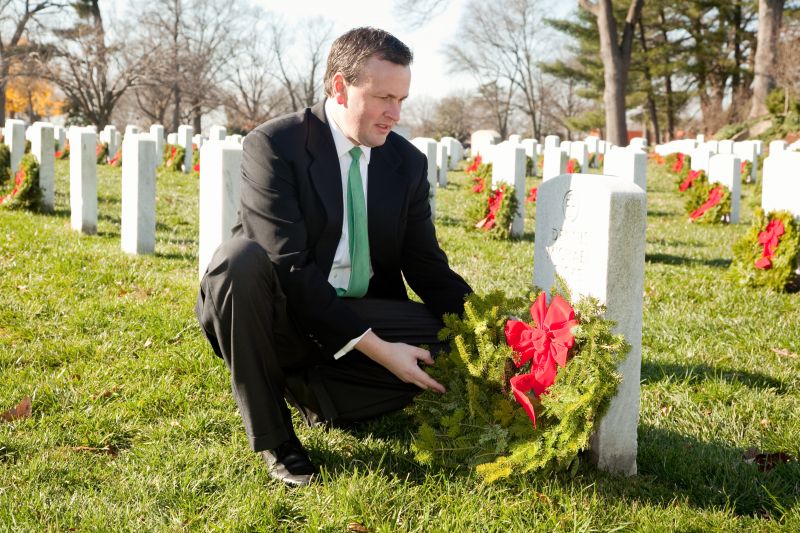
left=466, top=182, right=519, bottom=240
left=0, top=154, right=41, bottom=210
left=664, top=152, right=691, bottom=177
left=677, top=169, right=704, bottom=192
left=96, top=142, right=109, bottom=164
left=741, top=160, right=754, bottom=183
left=108, top=148, right=122, bottom=167
left=163, top=144, right=185, bottom=171
left=684, top=174, right=731, bottom=223
left=566, top=158, right=581, bottom=173
left=412, top=288, right=629, bottom=482
left=730, top=208, right=800, bottom=291
left=192, top=144, right=200, bottom=174
left=56, top=143, right=70, bottom=160
left=0, top=143, right=11, bottom=185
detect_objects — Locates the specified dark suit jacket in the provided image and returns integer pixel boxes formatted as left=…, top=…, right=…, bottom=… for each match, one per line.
left=231, top=101, right=472, bottom=357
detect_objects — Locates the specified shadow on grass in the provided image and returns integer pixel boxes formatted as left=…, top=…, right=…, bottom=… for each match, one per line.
left=641, top=359, right=787, bottom=392
left=645, top=252, right=732, bottom=269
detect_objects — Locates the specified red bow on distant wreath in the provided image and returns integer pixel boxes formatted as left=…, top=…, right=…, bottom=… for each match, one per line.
left=466, top=154, right=482, bottom=174
left=672, top=153, right=685, bottom=173
left=526, top=187, right=537, bottom=203
left=755, top=219, right=785, bottom=269
left=472, top=177, right=485, bottom=193
left=689, top=185, right=723, bottom=221
left=475, top=186, right=505, bottom=230
left=566, top=159, right=577, bottom=173
left=504, top=293, right=578, bottom=425
left=679, top=169, right=702, bottom=192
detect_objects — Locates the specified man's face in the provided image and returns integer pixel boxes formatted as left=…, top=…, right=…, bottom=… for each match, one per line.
left=333, top=55, right=411, bottom=147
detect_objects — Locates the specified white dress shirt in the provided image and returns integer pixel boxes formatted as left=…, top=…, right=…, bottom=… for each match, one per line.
left=324, top=98, right=373, bottom=359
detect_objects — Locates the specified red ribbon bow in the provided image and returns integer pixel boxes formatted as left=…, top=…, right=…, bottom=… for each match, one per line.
left=526, top=187, right=537, bottom=203
left=672, top=153, right=685, bottom=173
left=504, top=293, right=578, bottom=425
left=755, top=219, right=785, bottom=269
left=679, top=169, right=702, bottom=192
left=472, top=177, right=485, bottom=193
left=689, top=185, right=724, bottom=221
left=466, top=154, right=482, bottom=174
left=475, top=186, right=505, bottom=230
left=566, top=159, right=577, bottom=173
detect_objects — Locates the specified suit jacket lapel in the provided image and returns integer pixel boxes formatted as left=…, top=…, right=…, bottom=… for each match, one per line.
left=368, top=138, right=405, bottom=263
left=307, top=101, right=343, bottom=274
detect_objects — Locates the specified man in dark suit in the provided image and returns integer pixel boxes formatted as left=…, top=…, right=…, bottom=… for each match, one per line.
left=195, top=27, right=472, bottom=487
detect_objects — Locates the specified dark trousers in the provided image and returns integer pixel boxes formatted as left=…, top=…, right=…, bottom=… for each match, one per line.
left=195, top=236, right=446, bottom=452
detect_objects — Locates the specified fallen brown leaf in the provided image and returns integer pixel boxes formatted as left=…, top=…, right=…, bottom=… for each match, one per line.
left=69, top=445, right=119, bottom=457
left=346, top=523, right=370, bottom=533
left=771, top=347, right=798, bottom=359
left=91, top=386, right=119, bottom=401
left=1, top=396, right=32, bottom=423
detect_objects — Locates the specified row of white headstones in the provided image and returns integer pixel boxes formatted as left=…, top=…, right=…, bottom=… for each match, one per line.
left=2, top=118, right=242, bottom=266
left=655, top=136, right=800, bottom=223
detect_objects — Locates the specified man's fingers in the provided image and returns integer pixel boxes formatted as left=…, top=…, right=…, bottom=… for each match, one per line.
left=415, top=347, right=434, bottom=365
left=413, top=367, right=446, bottom=394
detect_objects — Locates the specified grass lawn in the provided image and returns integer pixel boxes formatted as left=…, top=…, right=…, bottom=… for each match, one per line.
left=0, top=156, right=798, bottom=531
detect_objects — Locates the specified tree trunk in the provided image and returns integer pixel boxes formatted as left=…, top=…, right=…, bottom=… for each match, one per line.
left=749, top=0, right=785, bottom=119
left=638, top=19, right=661, bottom=144
left=581, top=0, right=645, bottom=146
left=0, top=58, right=7, bottom=125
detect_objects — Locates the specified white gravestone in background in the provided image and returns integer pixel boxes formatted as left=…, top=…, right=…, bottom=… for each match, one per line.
left=690, top=148, right=713, bottom=173
left=708, top=154, right=741, bottom=224
left=31, top=123, right=55, bottom=212
left=733, top=141, right=757, bottom=183
left=603, top=147, right=647, bottom=191
left=585, top=135, right=599, bottom=156
left=769, top=140, right=787, bottom=155
left=55, top=126, right=66, bottom=151
left=629, top=137, right=647, bottom=151
left=521, top=138, right=538, bottom=177
left=209, top=125, right=226, bottom=141
left=492, top=143, right=526, bottom=238
left=69, top=130, right=97, bottom=234
left=150, top=124, right=165, bottom=158
left=177, top=125, right=193, bottom=173
left=762, top=151, right=800, bottom=219
left=696, top=134, right=705, bottom=144
left=125, top=125, right=140, bottom=136
left=560, top=140, right=572, bottom=155
left=543, top=147, right=567, bottom=182
left=5, top=119, right=25, bottom=173
left=534, top=174, right=646, bottom=476
left=569, top=141, right=589, bottom=173
left=121, top=135, right=157, bottom=254
left=199, top=140, right=243, bottom=278
left=436, top=142, right=449, bottom=187
left=167, top=132, right=177, bottom=145
left=544, top=135, right=560, bottom=151
left=441, top=137, right=464, bottom=169
left=718, top=140, right=734, bottom=154
left=410, top=137, right=438, bottom=221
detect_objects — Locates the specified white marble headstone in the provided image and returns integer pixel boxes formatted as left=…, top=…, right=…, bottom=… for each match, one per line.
left=410, top=137, right=438, bottom=220
left=31, top=123, right=55, bottom=212
left=491, top=143, right=526, bottom=238
left=534, top=173, right=645, bottom=476
left=69, top=130, right=97, bottom=234
left=543, top=147, right=567, bottom=182
left=708, top=154, right=741, bottom=223
left=762, top=151, right=800, bottom=219
left=5, top=119, right=26, bottom=173
left=121, top=135, right=157, bottom=254
left=603, top=147, right=647, bottom=191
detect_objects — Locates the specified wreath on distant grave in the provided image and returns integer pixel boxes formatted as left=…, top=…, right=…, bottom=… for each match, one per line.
left=465, top=154, right=483, bottom=174
left=566, top=158, right=581, bottom=173
left=24, top=139, right=31, bottom=154
left=0, top=143, right=11, bottom=185
left=665, top=152, right=691, bottom=177
left=470, top=163, right=492, bottom=194
left=56, top=143, right=70, bottom=160
left=108, top=148, right=122, bottom=167
left=163, top=144, right=185, bottom=172
left=588, top=153, right=604, bottom=168
left=0, top=154, right=41, bottom=210
left=677, top=169, right=704, bottom=192
left=466, top=181, right=518, bottom=240
left=412, top=288, right=629, bottom=482
left=96, top=142, right=109, bottom=165
left=685, top=175, right=731, bottom=224
left=730, top=208, right=799, bottom=291
left=192, top=144, right=200, bottom=174
left=740, top=160, right=753, bottom=183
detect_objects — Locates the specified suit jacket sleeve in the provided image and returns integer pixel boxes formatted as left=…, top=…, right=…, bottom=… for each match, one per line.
left=239, top=128, right=370, bottom=356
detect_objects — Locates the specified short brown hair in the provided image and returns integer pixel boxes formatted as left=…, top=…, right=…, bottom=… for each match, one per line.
left=324, top=27, right=413, bottom=96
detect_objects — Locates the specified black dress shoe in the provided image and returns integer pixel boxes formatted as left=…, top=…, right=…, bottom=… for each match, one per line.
left=261, top=438, right=317, bottom=487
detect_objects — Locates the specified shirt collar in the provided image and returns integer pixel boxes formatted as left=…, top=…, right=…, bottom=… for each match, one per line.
left=324, top=98, right=371, bottom=164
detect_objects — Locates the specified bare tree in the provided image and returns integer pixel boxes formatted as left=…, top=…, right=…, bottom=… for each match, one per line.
left=774, top=14, right=800, bottom=114
left=447, top=0, right=549, bottom=138
left=749, top=0, right=786, bottom=118
left=39, top=0, right=145, bottom=128
left=0, top=0, right=66, bottom=123
left=270, top=16, right=333, bottom=111
left=578, top=0, right=645, bottom=145
left=393, top=0, right=449, bottom=29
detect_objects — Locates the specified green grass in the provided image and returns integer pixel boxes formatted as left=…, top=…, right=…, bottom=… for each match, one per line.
left=0, top=158, right=798, bottom=531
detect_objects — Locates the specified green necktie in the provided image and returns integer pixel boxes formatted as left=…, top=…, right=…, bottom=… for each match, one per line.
left=338, top=146, right=370, bottom=298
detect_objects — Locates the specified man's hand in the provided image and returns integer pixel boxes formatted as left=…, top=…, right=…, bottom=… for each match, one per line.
left=355, top=331, right=446, bottom=393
